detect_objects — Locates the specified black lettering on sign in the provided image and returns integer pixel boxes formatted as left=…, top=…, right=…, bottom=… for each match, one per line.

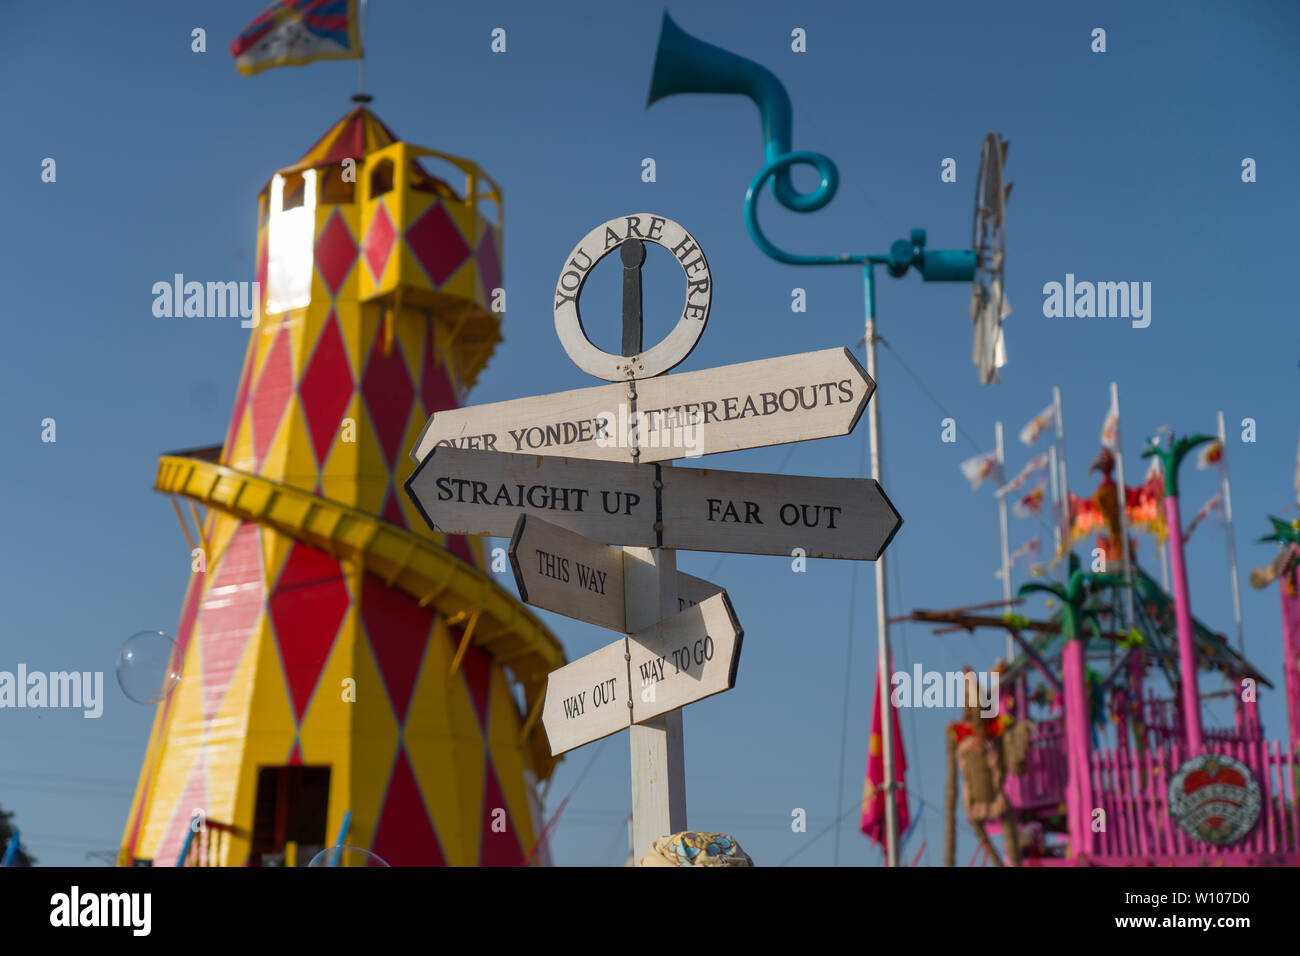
left=778, top=503, right=844, bottom=529
left=592, top=677, right=617, bottom=707
left=535, top=549, right=570, bottom=583
left=562, top=691, right=586, bottom=719
left=575, top=563, right=607, bottom=594
left=706, top=499, right=761, bottom=524
left=638, top=656, right=666, bottom=686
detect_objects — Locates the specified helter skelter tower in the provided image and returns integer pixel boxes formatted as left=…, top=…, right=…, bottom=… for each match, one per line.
left=119, top=107, right=565, bottom=867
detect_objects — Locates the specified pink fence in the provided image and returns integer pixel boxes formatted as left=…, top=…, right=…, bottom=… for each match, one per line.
left=1086, top=740, right=1299, bottom=861
left=1003, top=717, right=1067, bottom=809
left=1142, top=691, right=1259, bottom=749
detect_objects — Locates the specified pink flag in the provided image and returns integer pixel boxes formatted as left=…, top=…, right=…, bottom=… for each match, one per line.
left=861, top=663, right=910, bottom=847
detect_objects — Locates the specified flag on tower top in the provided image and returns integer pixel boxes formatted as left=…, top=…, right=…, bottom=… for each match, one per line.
left=231, top=0, right=363, bottom=76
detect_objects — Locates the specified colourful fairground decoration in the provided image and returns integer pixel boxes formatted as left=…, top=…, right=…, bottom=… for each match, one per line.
left=9, top=2, right=1299, bottom=888
left=904, top=404, right=1300, bottom=867
left=1167, top=754, right=1261, bottom=845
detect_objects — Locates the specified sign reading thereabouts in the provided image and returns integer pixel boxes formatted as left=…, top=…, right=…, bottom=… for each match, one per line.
left=1166, top=753, right=1262, bottom=845
left=409, top=346, right=873, bottom=465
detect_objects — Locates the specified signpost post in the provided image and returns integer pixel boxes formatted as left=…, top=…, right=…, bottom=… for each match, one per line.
left=404, top=214, right=903, bottom=863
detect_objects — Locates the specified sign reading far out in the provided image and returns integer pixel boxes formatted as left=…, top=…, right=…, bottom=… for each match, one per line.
left=541, top=592, right=743, bottom=755
left=405, top=447, right=901, bottom=561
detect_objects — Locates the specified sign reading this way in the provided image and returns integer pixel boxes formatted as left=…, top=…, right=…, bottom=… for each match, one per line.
left=508, top=515, right=724, bottom=631
left=540, top=592, right=743, bottom=755
left=407, top=448, right=902, bottom=560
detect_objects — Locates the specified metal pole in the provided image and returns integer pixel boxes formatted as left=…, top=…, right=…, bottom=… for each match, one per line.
left=1048, top=443, right=1063, bottom=559
left=357, top=0, right=367, bottom=97
left=1054, top=387, right=1071, bottom=578
left=1218, top=411, right=1244, bottom=653
left=1111, top=383, right=1137, bottom=630
left=864, top=264, right=898, bottom=867
left=996, top=422, right=1013, bottom=661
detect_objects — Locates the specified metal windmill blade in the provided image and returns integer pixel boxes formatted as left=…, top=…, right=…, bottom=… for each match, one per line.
left=971, top=132, right=1011, bottom=384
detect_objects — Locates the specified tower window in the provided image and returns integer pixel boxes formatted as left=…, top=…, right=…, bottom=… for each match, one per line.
left=319, top=164, right=355, bottom=204
left=369, top=159, right=394, bottom=199
left=281, top=172, right=306, bottom=212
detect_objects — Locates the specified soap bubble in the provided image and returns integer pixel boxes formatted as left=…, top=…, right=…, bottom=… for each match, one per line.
left=116, top=631, right=182, bottom=705
left=308, top=846, right=390, bottom=867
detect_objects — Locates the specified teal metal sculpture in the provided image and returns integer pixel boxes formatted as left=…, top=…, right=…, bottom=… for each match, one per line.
left=645, top=11, right=988, bottom=867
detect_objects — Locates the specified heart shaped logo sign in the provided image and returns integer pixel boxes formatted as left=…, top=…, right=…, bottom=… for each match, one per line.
left=1167, top=754, right=1261, bottom=845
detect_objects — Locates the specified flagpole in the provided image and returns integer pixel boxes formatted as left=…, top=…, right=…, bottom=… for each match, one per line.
left=1218, top=411, right=1244, bottom=653
left=355, top=0, right=369, bottom=102
left=996, top=422, right=1013, bottom=661
left=864, top=265, right=898, bottom=869
left=1048, top=443, right=1063, bottom=561
left=1054, top=386, right=1071, bottom=580
left=1110, top=383, right=1138, bottom=630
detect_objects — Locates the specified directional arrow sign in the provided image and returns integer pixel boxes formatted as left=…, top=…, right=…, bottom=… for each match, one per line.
left=405, top=447, right=657, bottom=544
left=659, top=466, right=902, bottom=561
left=408, top=448, right=902, bottom=561
left=409, top=347, right=873, bottom=465
left=541, top=640, right=630, bottom=756
left=541, top=593, right=743, bottom=755
left=508, top=515, right=726, bottom=630
left=629, top=593, right=743, bottom=724
left=509, top=515, right=627, bottom=631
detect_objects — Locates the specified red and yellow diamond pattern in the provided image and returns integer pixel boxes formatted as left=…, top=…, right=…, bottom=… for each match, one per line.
left=120, top=109, right=560, bottom=868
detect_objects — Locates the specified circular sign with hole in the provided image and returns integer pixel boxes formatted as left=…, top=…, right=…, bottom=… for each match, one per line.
left=553, top=214, right=711, bottom=381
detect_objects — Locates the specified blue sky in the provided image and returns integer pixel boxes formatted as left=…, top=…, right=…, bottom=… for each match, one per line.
left=1, top=0, right=1297, bottom=867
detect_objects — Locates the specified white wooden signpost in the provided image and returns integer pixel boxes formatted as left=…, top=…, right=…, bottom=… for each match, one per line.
left=404, top=214, right=903, bottom=860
